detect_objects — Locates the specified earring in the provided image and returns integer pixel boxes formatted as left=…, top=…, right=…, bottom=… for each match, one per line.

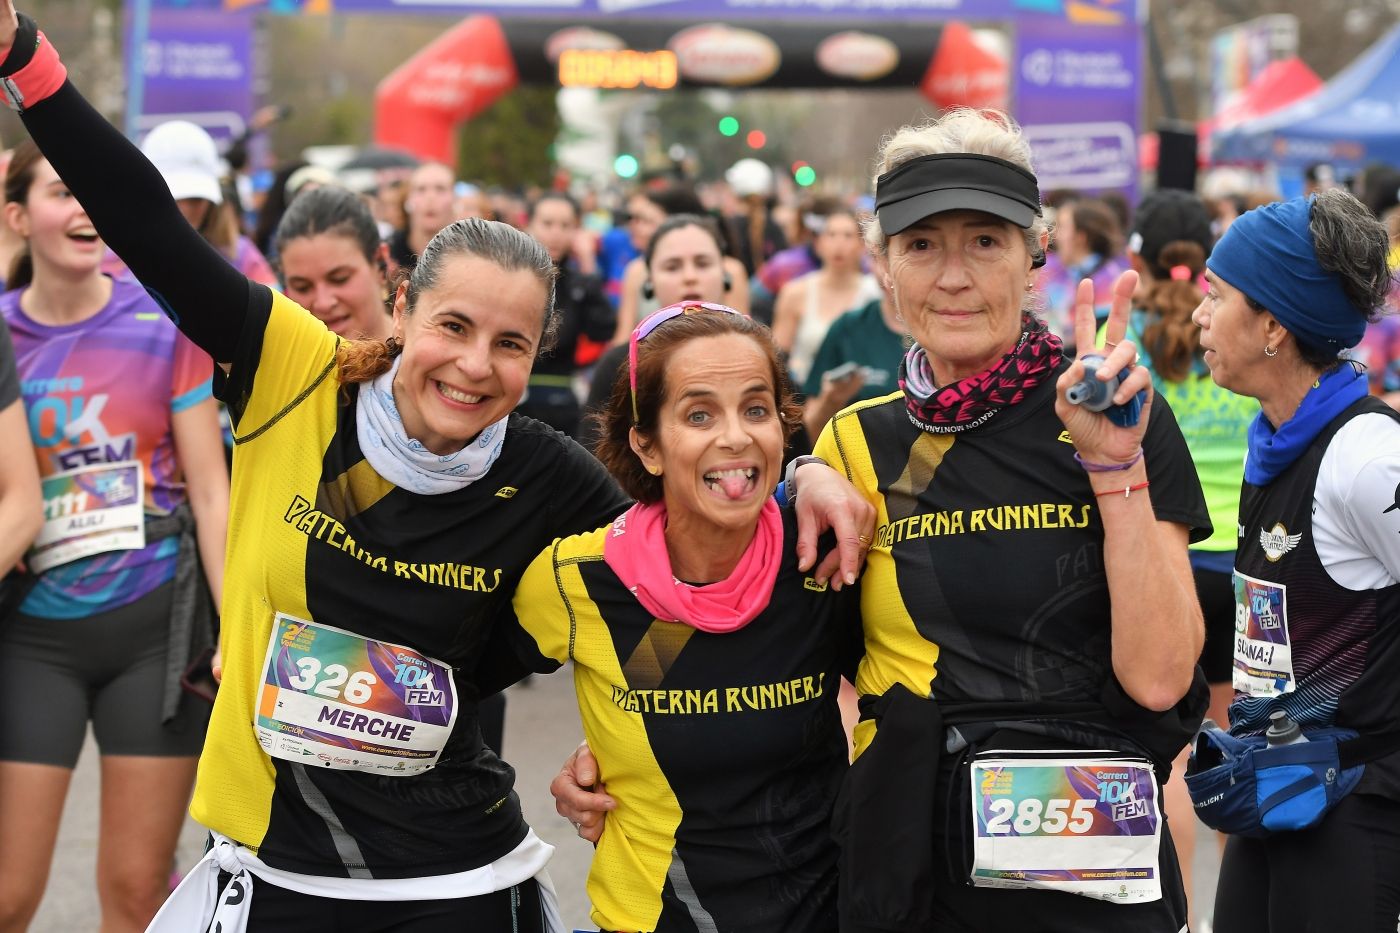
left=646, top=464, right=661, bottom=476
left=1025, top=280, right=1034, bottom=291
left=1264, top=345, right=1278, bottom=357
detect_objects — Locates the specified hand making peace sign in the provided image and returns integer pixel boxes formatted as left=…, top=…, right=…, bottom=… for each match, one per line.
left=1053, top=269, right=1155, bottom=466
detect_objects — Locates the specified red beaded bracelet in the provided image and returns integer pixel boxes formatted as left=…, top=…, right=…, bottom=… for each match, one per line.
left=1095, top=481, right=1150, bottom=499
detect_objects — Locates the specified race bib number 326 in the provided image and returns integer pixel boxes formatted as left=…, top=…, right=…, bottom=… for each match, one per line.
left=255, top=614, right=458, bottom=776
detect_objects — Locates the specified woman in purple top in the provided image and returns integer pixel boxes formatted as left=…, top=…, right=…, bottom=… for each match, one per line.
left=0, top=140, right=229, bottom=932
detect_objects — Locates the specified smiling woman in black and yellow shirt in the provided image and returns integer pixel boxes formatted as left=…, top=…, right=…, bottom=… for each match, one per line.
left=502, top=305, right=860, bottom=932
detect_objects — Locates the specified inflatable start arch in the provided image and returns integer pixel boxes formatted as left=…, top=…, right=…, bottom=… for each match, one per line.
left=135, top=0, right=1146, bottom=196
left=372, top=17, right=1011, bottom=165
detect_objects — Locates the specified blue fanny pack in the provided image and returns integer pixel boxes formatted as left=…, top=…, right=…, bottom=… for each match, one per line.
left=1185, top=725, right=1365, bottom=838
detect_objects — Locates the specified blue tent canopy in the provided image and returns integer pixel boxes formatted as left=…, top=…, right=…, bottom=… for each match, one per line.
left=1213, top=22, right=1400, bottom=169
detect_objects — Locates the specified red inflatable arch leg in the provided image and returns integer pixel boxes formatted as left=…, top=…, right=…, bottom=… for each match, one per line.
left=373, top=15, right=519, bottom=165
left=920, top=20, right=1008, bottom=113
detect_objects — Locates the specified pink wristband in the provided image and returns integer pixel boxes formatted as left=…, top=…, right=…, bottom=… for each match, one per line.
left=2, top=31, right=66, bottom=113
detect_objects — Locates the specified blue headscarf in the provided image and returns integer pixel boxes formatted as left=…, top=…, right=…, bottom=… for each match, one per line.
left=1207, top=197, right=1368, bottom=354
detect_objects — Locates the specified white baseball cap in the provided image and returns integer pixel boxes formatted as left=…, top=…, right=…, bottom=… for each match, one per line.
left=141, top=120, right=224, bottom=205
left=726, top=158, right=774, bottom=198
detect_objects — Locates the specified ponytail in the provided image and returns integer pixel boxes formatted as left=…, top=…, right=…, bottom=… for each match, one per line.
left=1139, top=240, right=1207, bottom=383
left=337, top=336, right=399, bottom=386
left=4, top=139, right=44, bottom=290
left=6, top=248, right=32, bottom=290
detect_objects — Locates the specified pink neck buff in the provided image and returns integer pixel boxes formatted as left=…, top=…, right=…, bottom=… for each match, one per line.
left=603, top=498, right=783, bottom=634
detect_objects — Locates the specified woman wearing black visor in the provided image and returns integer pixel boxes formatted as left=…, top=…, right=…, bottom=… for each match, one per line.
left=826, top=109, right=1212, bottom=932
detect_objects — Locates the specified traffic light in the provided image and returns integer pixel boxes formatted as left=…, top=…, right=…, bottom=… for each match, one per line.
left=794, top=165, right=817, bottom=187
left=614, top=154, right=639, bottom=179
left=746, top=130, right=766, bottom=149
left=718, top=116, right=740, bottom=137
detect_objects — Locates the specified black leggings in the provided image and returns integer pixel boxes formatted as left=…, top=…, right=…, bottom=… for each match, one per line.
left=0, top=581, right=209, bottom=766
left=1213, top=792, right=1400, bottom=932
left=215, top=872, right=551, bottom=932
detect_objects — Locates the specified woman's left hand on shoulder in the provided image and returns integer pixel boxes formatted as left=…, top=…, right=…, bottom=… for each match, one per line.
left=1054, top=270, right=1154, bottom=465
left=794, top=461, right=876, bottom=589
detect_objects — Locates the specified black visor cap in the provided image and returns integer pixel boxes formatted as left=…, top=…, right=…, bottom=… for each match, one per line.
left=875, top=153, right=1042, bottom=235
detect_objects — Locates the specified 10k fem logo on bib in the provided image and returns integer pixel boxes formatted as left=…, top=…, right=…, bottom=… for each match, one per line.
left=255, top=613, right=458, bottom=776
left=1233, top=571, right=1293, bottom=697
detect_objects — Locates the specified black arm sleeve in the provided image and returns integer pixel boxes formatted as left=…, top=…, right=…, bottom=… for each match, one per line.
left=17, top=81, right=265, bottom=362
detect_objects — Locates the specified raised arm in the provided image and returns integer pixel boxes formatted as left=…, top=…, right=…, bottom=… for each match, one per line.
left=0, top=6, right=260, bottom=362
left=1056, top=273, right=1204, bottom=711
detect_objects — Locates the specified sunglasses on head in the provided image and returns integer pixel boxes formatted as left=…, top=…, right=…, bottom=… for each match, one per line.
left=628, top=301, right=744, bottom=424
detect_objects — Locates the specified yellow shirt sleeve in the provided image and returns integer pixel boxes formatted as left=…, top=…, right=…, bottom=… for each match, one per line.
left=511, top=539, right=573, bottom=666
left=233, top=291, right=341, bottom=439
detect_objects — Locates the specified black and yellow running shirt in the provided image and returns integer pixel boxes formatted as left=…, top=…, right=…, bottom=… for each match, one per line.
left=190, top=291, right=628, bottom=878
left=506, top=508, right=858, bottom=932
left=813, top=368, right=1210, bottom=760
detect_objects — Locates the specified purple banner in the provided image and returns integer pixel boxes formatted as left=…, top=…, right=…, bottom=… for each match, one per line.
left=1014, top=16, right=1139, bottom=198
left=128, top=9, right=254, bottom=144
left=147, top=0, right=1140, bottom=23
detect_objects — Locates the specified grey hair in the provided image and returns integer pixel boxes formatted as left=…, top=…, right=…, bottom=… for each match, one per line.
left=404, top=218, right=561, bottom=354
left=1309, top=189, right=1391, bottom=325
left=862, top=108, right=1048, bottom=264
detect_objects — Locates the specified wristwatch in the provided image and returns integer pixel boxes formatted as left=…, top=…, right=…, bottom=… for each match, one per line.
left=783, top=455, right=828, bottom=507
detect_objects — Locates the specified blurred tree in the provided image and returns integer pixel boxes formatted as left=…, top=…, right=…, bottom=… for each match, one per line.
left=651, top=90, right=725, bottom=175
left=454, top=85, right=560, bottom=188
left=647, top=89, right=821, bottom=181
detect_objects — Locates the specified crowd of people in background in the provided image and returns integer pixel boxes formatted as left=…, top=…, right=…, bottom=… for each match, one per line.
left=0, top=5, right=1397, bottom=929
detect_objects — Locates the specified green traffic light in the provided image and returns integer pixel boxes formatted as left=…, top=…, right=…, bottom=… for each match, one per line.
left=718, top=116, right=740, bottom=137
left=794, top=165, right=817, bottom=187
left=614, top=154, right=639, bottom=179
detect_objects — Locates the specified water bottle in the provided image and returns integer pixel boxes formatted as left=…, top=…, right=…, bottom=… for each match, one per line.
left=1064, top=354, right=1143, bottom=428
left=1265, top=710, right=1308, bottom=747
left=1065, top=355, right=1119, bottom=412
